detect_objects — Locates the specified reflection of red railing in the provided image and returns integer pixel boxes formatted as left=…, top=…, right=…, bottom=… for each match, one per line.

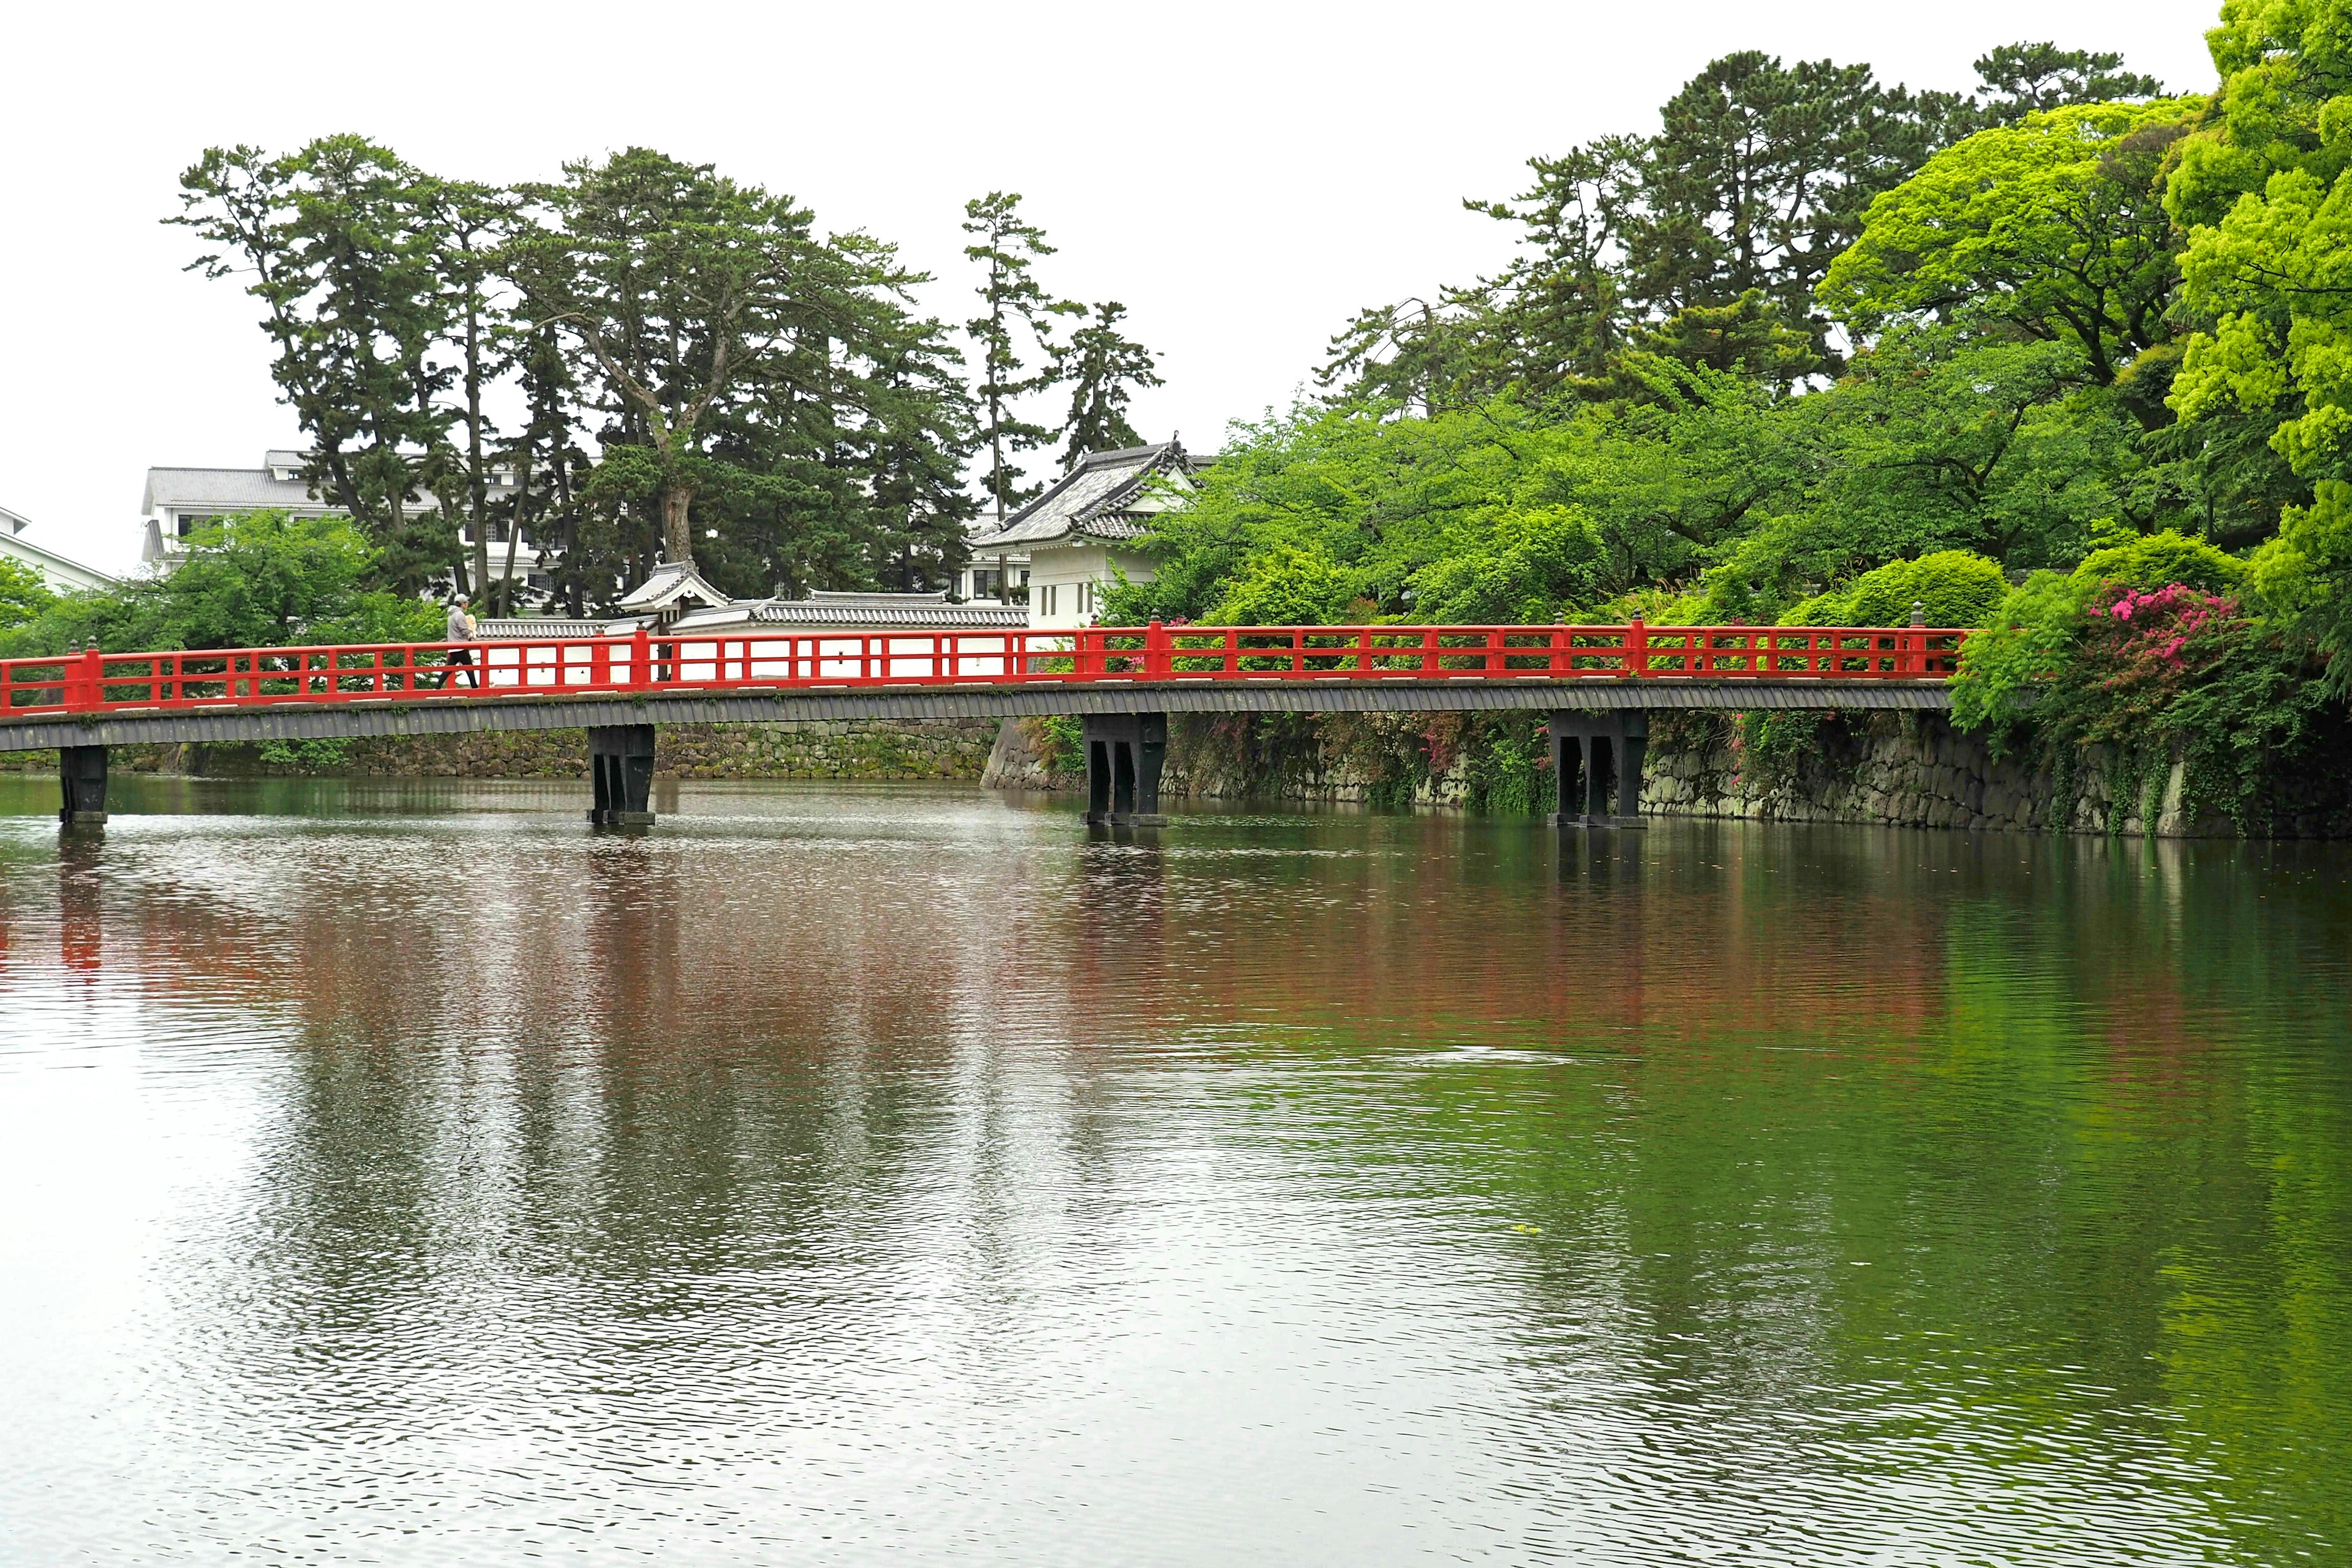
left=1, top=620, right=1969, bottom=717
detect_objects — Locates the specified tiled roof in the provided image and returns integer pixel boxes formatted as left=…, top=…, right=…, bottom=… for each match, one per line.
left=614, top=560, right=728, bottom=612
left=475, top=619, right=611, bottom=639
left=141, top=467, right=324, bottom=514
left=673, top=595, right=1028, bottom=631
left=968, top=440, right=1194, bottom=550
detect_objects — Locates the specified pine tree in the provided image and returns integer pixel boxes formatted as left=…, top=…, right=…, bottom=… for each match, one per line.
left=1055, top=301, right=1161, bottom=464
left=962, top=192, right=1071, bottom=518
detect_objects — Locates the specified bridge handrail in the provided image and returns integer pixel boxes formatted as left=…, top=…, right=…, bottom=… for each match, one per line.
left=0, top=620, right=1970, bottom=718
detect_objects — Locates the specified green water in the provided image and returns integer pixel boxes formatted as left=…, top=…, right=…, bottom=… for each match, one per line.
left=1, top=774, right=2345, bottom=1564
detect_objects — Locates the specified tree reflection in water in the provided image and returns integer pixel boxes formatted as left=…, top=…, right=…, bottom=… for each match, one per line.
left=0, top=775, right=2343, bottom=1564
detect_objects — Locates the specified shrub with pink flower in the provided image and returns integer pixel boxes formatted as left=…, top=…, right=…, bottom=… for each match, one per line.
left=2064, top=580, right=2244, bottom=742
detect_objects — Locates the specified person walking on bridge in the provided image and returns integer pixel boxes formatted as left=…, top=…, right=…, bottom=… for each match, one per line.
left=445, top=594, right=478, bottom=688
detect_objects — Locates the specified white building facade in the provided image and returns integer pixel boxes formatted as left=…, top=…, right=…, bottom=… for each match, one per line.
left=1, top=505, right=117, bottom=594
left=140, top=451, right=553, bottom=594
left=964, top=440, right=1202, bottom=630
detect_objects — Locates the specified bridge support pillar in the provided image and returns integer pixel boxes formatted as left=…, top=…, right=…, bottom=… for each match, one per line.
left=1083, top=712, right=1167, bottom=826
left=1548, top=709, right=1646, bottom=829
left=59, top=745, right=109, bottom=826
left=587, top=725, right=657, bottom=826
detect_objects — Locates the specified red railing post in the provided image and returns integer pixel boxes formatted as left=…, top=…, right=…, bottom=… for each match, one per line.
left=631, top=626, right=652, bottom=688
left=74, top=644, right=102, bottom=712
left=1624, top=617, right=1648, bottom=679
left=1146, top=619, right=1167, bottom=680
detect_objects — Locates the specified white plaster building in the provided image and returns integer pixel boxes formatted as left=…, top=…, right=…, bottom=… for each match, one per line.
left=953, top=552, right=1029, bottom=608
left=140, top=451, right=552, bottom=594
left=1, top=505, right=117, bottom=593
left=965, top=440, right=1203, bottom=628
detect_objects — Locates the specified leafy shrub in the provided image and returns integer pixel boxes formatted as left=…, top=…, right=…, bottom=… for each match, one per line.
left=1954, top=570, right=2336, bottom=828
left=256, top=737, right=356, bottom=769
left=1201, top=544, right=1354, bottom=626
left=2059, top=583, right=2242, bottom=742
left=1732, top=710, right=1833, bottom=791
left=1950, top=571, right=2084, bottom=744
left=2069, top=529, right=2247, bottom=595
left=1038, top=716, right=1085, bottom=775
left=1408, top=505, right=1607, bottom=624
left=1783, top=549, right=2010, bottom=628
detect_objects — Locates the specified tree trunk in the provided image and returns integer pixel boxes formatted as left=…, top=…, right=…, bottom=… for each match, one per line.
left=661, top=483, right=695, bottom=566
left=500, top=481, right=526, bottom=618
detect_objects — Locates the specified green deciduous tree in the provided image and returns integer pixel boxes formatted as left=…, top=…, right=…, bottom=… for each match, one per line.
left=1824, top=99, right=2198, bottom=394
left=2159, top=0, right=2352, bottom=688
left=0, top=512, right=439, bottom=657
left=0, top=557, right=58, bottom=631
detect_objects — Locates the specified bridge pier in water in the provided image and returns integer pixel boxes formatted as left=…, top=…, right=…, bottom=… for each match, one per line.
left=587, top=725, right=657, bottom=826
left=1083, top=713, right=1167, bottom=826
left=1549, top=709, right=1647, bottom=829
left=59, top=745, right=109, bottom=826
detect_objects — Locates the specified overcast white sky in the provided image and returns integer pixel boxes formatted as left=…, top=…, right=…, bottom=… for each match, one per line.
left=2, top=0, right=2222, bottom=575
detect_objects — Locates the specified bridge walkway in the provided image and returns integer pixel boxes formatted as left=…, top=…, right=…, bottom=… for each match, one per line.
left=2, top=620, right=1966, bottom=827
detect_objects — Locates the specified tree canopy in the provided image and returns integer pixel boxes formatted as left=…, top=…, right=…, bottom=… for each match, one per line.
left=173, top=149, right=1158, bottom=614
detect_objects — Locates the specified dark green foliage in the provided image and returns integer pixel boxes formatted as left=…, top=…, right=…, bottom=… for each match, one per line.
left=257, top=737, right=357, bottom=769
left=963, top=192, right=1069, bottom=520
left=1958, top=42, right=2165, bottom=130
left=173, top=138, right=458, bottom=591
left=1055, top=302, right=1161, bottom=465
left=178, top=140, right=984, bottom=612
left=1320, top=42, right=2165, bottom=409
left=1037, top=715, right=1085, bottom=775
left=1732, top=710, right=1833, bottom=793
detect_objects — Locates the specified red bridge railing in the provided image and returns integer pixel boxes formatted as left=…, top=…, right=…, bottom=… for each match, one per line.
left=1, top=620, right=1968, bottom=718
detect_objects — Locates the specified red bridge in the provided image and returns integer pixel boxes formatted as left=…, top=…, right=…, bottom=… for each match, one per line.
left=4, top=620, right=1967, bottom=828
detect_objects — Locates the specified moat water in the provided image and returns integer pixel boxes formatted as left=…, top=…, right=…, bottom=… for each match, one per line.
left=1, top=775, right=2346, bottom=1565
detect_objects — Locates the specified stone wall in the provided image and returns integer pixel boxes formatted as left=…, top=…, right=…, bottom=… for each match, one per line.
left=0, top=745, right=183, bottom=775
left=984, top=713, right=1554, bottom=812
left=981, top=711, right=2352, bottom=838
left=1640, top=712, right=2224, bottom=836
left=4, top=720, right=1000, bottom=783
